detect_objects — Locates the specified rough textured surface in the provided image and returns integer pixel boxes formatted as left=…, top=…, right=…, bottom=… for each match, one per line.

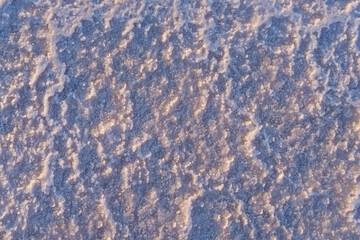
left=1, top=0, right=360, bottom=239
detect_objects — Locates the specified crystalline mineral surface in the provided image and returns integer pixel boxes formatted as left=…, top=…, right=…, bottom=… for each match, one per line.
left=1, top=0, right=360, bottom=239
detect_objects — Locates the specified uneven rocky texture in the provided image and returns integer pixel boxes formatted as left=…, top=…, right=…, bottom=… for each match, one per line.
left=1, top=0, right=360, bottom=239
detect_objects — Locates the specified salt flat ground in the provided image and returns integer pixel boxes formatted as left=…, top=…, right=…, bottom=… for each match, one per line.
left=1, top=0, right=360, bottom=239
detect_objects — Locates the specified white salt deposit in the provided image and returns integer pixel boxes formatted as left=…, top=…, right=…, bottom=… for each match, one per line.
left=0, top=0, right=360, bottom=239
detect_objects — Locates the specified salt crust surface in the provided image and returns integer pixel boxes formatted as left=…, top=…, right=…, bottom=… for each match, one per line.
left=1, top=0, right=360, bottom=239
